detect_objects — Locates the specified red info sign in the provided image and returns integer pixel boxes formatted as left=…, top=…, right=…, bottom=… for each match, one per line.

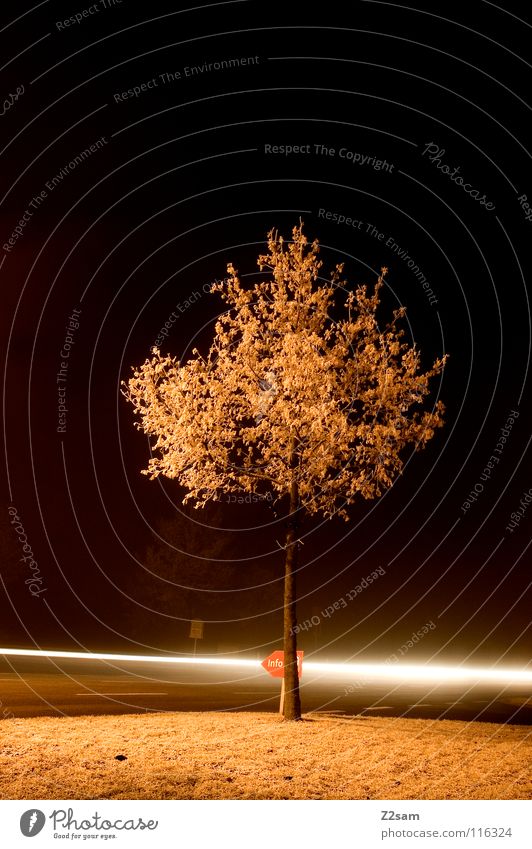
left=261, top=650, right=304, bottom=679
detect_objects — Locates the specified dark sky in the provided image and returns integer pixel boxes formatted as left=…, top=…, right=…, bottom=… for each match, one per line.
left=1, top=1, right=530, bottom=665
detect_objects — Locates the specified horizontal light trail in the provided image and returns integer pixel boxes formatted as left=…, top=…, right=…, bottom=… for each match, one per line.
left=75, top=692, right=168, bottom=697
left=303, top=660, right=532, bottom=683
left=1, top=647, right=532, bottom=685
left=0, top=648, right=258, bottom=667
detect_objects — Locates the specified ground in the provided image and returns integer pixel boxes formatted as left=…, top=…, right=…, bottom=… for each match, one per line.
left=0, top=711, right=530, bottom=799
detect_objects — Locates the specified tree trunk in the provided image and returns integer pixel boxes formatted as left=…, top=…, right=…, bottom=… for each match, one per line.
left=282, top=474, right=302, bottom=721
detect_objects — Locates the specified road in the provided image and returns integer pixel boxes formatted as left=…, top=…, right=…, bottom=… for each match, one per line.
left=0, top=654, right=531, bottom=724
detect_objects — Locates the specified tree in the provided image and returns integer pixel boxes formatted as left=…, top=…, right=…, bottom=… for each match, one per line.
left=123, top=223, right=447, bottom=720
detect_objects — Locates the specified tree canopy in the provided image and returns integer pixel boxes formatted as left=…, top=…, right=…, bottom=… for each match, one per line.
left=124, top=223, right=447, bottom=520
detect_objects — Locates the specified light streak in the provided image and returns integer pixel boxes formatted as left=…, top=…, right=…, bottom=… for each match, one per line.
left=1, top=648, right=531, bottom=685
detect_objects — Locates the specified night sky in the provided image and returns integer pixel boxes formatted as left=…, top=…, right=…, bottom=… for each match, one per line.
left=1, top=1, right=530, bottom=666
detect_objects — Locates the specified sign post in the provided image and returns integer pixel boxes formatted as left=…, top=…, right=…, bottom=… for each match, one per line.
left=261, top=650, right=304, bottom=714
left=189, top=620, right=204, bottom=656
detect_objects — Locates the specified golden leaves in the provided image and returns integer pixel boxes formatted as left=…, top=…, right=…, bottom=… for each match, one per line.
left=123, top=224, right=447, bottom=516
